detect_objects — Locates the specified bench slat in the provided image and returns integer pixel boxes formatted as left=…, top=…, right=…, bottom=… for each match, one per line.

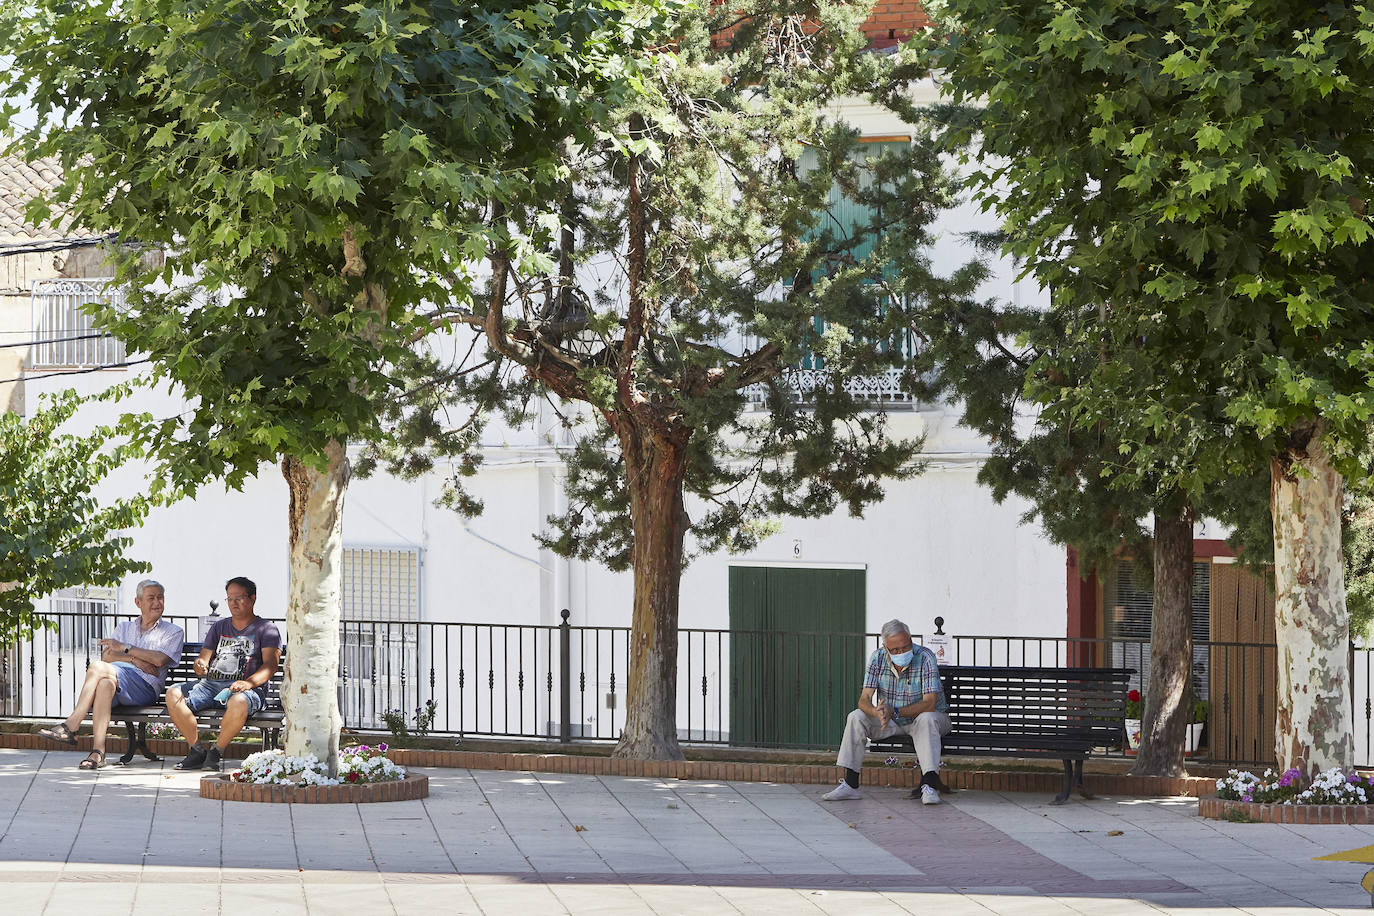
left=870, top=664, right=1134, bottom=800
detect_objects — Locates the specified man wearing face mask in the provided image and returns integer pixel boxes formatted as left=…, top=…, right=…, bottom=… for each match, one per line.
left=822, top=618, right=951, bottom=805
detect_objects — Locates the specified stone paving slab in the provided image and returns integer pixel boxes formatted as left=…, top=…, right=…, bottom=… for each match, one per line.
left=2, top=747, right=1374, bottom=913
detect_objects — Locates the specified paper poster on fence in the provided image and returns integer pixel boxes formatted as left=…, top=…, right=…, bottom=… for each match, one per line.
left=926, top=633, right=952, bottom=665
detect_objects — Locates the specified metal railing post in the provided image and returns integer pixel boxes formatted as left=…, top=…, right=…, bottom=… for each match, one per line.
left=559, top=609, right=571, bottom=743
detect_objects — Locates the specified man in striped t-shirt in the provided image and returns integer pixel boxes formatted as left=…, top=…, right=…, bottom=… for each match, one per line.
left=822, top=618, right=951, bottom=804
left=38, top=579, right=186, bottom=769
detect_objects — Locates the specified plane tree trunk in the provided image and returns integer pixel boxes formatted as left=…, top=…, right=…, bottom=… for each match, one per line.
left=1272, top=426, right=1353, bottom=777
left=281, top=439, right=348, bottom=776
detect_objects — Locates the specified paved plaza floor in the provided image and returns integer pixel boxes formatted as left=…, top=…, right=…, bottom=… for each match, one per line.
left=1, top=747, right=1372, bottom=914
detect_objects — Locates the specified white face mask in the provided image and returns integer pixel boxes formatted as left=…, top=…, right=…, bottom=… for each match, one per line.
left=890, top=649, right=914, bottom=667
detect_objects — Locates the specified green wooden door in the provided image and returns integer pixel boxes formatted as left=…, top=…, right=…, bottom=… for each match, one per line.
left=729, top=566, right=866, bottom=747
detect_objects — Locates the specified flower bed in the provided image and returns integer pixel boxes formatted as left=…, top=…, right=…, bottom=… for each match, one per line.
left=1217, top=767, right=1370, bottom=805
left=1200, top=767, right=1374, bottom=823
left=203, top=743, right=426, bottom=804
left=201, top=771, right=428, bottom=804
left=231, top=744, right=406, bottom=787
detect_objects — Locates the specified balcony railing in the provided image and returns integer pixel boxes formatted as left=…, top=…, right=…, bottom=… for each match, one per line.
left=745, top=367, right=917, bottom=407
left=30, top=278, right=126, bottom=369
left=3, top=611, right=1366, bottom=767
left=739, top=324, right=925, bottom=408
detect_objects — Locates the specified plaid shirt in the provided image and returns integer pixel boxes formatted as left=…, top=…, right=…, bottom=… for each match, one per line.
left=863, top=644, right=947, bottom=722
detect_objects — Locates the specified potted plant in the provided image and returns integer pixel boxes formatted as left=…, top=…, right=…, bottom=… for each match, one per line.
left=1123, top=689, right=1208, bottom=755
left=1124, top=689, right=1143, bottom=751
left=1186, top=694, right=1209, bottom=755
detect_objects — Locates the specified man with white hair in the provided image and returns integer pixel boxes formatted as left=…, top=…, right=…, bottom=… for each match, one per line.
left=822, top=618, right=951, bottom=804
left=37, top=579, right=186, bottom=769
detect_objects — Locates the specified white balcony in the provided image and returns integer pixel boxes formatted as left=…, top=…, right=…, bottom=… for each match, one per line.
left=30, top=277, right=125, bottom=370
left=745, top=366, right=918, bottom=407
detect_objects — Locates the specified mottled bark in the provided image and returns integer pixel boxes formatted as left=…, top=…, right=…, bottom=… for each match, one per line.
left=1272, top=430, right=1353, bottom=777
left=1131, top=505, right=1194, bottom=778
left=613, top=420, right=689, bottom=761
left=281, top=440, right=349, bottom=776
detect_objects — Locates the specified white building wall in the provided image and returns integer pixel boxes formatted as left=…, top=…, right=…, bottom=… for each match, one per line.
left=29, top=367, right=1067, bottom=641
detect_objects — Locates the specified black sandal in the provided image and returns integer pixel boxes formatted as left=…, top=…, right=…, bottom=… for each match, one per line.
left=37, top=723, right=77, bottom=746
left=78, top=750, right=105, bottom=770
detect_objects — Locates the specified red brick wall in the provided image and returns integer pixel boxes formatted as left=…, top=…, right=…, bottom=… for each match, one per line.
left=709, top=2, right=931, bottom=50
left=864, top=0, right=931, bottom=47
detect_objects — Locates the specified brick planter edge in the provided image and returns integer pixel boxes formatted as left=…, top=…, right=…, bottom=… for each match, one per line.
left=199, top=772, right=428, bottom=804
left=1198, top=794, right=1374, bottom=824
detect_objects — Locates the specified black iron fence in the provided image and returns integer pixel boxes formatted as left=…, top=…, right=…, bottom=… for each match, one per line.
left=4, top=610, right=1369, bottom=766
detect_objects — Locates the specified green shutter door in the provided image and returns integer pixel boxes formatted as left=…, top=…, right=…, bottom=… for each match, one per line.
left=729, top=566, right=866, bottom=747
left=728, top=566, right=770, bottom=745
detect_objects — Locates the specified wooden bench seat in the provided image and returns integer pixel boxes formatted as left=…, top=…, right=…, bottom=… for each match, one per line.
left=870, top=664, right=1132, bottom=804
left=109, top=641, right=286, bottom=765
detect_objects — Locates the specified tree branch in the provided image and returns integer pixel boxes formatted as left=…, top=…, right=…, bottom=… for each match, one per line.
left=483, top=202, right=533, bottom=362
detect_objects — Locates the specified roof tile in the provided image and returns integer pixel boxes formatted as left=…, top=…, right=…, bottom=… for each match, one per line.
left=0, top=155, right=100, bottom=246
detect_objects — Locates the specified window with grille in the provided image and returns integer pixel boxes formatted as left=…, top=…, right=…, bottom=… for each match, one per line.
left=339, top=546, right=422, bottom=729
left=747, top=138, right=919, bottom=408
left=1106, top=558, right=1211, bottom=699
left=49, top=587, right=118, bottom=652
left=341, top=545, right=420, bottom=622
left=31, top=278, right=126, bottom=369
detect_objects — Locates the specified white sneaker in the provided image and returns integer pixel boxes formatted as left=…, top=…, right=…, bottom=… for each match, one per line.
left=821, top=781, right=862, bottom=801
left=920, top=785, right=941, bottom=805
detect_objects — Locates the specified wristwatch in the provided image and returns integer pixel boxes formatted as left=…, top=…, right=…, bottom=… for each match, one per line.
left=123, top=643, right=132, bottom=654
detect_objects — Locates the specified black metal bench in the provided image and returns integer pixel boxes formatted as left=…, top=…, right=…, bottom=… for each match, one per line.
left=870, top=665, right=1132, bottom=804
left=111, top=641, right=286, bottom=765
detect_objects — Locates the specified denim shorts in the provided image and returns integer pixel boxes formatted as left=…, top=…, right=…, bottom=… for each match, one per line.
left=111, top=663, right=159, bottom=706
left=173, top=678, right=266, bottom=716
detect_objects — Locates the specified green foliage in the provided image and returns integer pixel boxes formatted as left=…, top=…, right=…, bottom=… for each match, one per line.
left=898, top=146, right=1274, bottom=578
left=1345, top=486, right=1374, bottom=639
left=931, top=0, right=1374, bottom=495
left=0, top=0, right=665, bottom=491
left=0, top=389, right=152, bottom=643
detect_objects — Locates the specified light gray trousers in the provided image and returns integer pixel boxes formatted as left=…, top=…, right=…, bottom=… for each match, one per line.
left=836, top=708, right=952, bottom=774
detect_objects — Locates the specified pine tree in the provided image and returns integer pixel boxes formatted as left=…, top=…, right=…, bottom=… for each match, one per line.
left=401, top=0, right=977, bottom=758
